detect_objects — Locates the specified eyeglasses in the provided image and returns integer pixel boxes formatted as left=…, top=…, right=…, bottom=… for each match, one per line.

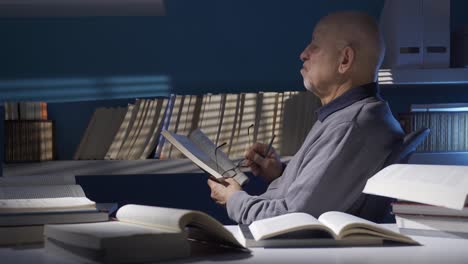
left=214, top=124, right=255, bottom=179
left=214, top=142, right=250, bottom=179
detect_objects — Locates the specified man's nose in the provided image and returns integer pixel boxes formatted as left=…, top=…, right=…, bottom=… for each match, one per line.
left=300, top=49, right=308, bottom=62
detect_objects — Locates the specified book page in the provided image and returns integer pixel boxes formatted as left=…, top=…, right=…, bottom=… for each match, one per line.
left=318, top=211, right=385, bottom=237
left=318, top=211, right=417, bottom=244
left=0, top=175, right=76, bottom=186
left=116, top=204, right=189, bottom=232
left=248, top=212, right=334, bottom=241
left=0, top=185, right=86, bottom=199
left=0, top=197, right=96, bottom=213
left=363, top=164, right=468, bottom=210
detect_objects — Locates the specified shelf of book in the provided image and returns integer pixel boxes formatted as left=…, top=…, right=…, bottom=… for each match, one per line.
left=2, top=157, right=293, bottom=177
left=378, top=68, right=468, bottom=85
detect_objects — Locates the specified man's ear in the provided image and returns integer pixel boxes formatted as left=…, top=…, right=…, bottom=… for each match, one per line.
left=338, top=46, right=354, bottom=74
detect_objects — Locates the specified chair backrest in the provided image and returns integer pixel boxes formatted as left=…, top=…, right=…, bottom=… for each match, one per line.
left=383, top=127, right=431, bottom=166
left=348, top=127, right=430, bottom=223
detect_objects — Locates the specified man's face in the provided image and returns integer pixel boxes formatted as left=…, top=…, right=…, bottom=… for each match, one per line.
left=300, top=24, right=339, bottom=95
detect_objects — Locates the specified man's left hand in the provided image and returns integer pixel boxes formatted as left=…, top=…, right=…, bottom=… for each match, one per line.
left=207, top=178, right=242, bottom=205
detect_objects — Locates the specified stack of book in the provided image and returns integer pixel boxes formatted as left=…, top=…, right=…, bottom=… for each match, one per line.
left=363, top=164, right=468, bottom=239
left=0, top=175, right=110, bottom=246
left=392, top=201, right=468, bottom=238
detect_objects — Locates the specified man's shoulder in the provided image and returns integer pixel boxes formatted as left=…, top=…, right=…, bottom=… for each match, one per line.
left=356, top=97, right=404, bottom=135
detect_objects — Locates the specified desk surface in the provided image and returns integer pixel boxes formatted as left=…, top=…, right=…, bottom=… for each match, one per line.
left=1, top=225, right=468, bottom=264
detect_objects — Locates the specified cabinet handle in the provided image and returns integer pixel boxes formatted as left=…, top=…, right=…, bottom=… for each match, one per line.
left=426, top=46, right=447, bottom=53
left=400, top=47, right=420, bottom=54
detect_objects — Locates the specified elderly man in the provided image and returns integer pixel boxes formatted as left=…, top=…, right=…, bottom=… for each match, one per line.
left=207, top=11, right=404, bottom=224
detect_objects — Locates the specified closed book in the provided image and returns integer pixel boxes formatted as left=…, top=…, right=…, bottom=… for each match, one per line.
left=395, top=214, right=468, bottom=234
left=0, top=225, right=44, bottom=246
left=0, top=209, right=108, bottom=226
left=392, top=202, right=468, bottom=217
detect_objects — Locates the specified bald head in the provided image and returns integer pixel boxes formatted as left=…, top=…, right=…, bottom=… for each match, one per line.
left=300, top=11, right=385, bottom=103
left=317, top=11, right=385, bottom=80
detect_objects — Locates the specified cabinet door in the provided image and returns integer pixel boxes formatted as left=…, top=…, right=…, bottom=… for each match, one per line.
left=381, top=0, right=424, bottom=68
left=422, top=0, right=450, bottom=68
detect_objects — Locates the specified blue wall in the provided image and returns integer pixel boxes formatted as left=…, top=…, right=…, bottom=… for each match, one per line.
left=0, top=0, right=384, bottom=94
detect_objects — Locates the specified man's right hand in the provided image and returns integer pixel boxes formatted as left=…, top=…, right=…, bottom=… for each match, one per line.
left=244, top=143, right=283, bottom=184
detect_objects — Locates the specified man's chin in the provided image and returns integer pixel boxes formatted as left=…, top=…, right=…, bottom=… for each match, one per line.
left=303, top=80, right=314, bottom=92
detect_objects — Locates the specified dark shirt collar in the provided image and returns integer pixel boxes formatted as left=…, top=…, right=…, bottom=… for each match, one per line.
left=317, top=82, right=381, bottom=122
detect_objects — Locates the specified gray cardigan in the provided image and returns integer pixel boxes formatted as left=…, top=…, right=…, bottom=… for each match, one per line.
left=226, top=86, right=404, bottom=224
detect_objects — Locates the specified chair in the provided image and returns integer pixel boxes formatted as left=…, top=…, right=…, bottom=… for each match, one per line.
left=348, top=127, right=431, bottom=223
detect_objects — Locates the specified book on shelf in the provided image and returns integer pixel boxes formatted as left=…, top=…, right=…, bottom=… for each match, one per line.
left=44, top=204, right=245, bottom=263
left=159, top=95, right=185, bottom=159
left=218, top=94, right=240, bottom=157
left=0, top=175, right=110, bottom=246
left=139, top=98, right=170, bottom=159
left=4, top=101, right=47, bottom=121
left=161, top=128, right=249, bottom=186
left=4, top=120, right=54, bottom=162
left=104, top=104, right=136, bottom=160
left=228, top=93, right=259, bottom=158
left=235, top=211, right=417, bottom=248
left=117, top=99, right=149, bottom=160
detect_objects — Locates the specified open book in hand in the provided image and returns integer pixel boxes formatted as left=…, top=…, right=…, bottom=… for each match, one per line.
left=235, top=211, right=419, bottom=247
left=161, top=129, right=249, bottom=186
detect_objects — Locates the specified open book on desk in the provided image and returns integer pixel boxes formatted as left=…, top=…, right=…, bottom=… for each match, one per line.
left=44, top=204, right=246, bottom=263
left=161, top=129, right=249, bottom=186
left=234, top=211, right=418, bottom=248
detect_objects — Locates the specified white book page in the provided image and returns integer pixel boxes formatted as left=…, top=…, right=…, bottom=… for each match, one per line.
left=0, top=185, right=86, bottom=199
left=116, top=204, right=192, bottom=232
left=0, top=175, right=76, bottom=186
left=318, top=212, right=415, bottom=243
left=318, top=212, right=386, bottom=237
left=363, top=164, right=468, bottom=210
left=0, top=197, right=96, bottom=213
left=249, top=212, right=333, bottom=241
